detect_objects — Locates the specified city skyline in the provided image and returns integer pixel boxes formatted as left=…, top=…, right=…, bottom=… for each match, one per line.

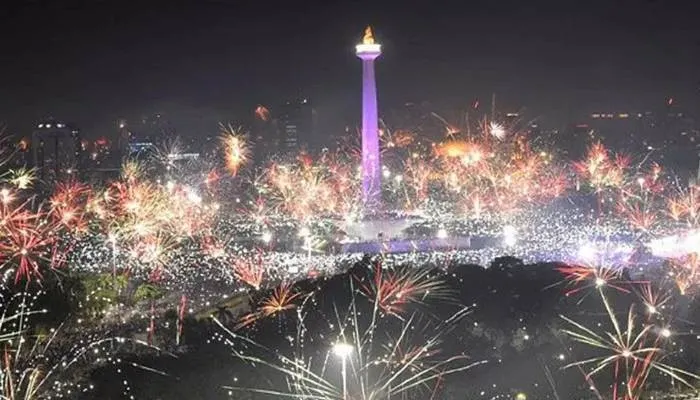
left=0, top=1, right=699, bottom=140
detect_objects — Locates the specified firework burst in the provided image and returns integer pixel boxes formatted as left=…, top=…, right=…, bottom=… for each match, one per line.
left=0, top=203, right=63, bottom=284
left=557, top=262, right=630, bottom=300
left=233, top=253, right=266, bottom=290
left=220, top=124, right=250, bottom=176
left=355, top=262, right=453, bottom=318
left=217, top=276, right=484, bottom=400
left=667, top=253, right=700, bottom=296
left=235, top=282, right=304, bottom=330
left=562, top=287, right=699, bottom=399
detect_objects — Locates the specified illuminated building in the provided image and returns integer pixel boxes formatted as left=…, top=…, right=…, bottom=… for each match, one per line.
left=278, top=99, right=312, bottom=154
left=504, top=112, right=520, bottom=125
left=31, top=119, right=84, bottom=180
left=356, top=26, right=382, bottom=210
left=128, top=140, right=157, bottom=158
left=167, top=152, right=200, bottom=162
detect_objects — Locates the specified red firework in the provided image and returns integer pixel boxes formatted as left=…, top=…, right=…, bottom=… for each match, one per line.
left=233, top=253, right=266, bottom=290
left=557, top=263, right=631, bottom=297
left=0, top=204, right=62, bottom=283
left=357, top=262, right=450, bottom=317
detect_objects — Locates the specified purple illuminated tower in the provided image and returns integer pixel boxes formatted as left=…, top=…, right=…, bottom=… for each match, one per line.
left=356, top=26, right=382, bottom=211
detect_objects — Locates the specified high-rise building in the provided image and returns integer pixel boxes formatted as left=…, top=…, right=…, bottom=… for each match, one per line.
left=278, top=99, right=313, bottom=154
left=128, top=139, right=157, bottom=159
left=31, top=119, right=84, bottom=181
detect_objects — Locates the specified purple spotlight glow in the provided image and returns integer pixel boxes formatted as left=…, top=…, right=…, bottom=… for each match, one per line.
left=356, top=26, right=382, bottom=212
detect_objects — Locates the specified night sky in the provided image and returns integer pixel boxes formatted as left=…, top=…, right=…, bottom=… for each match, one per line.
left=1, top=0, right=699, bottom=141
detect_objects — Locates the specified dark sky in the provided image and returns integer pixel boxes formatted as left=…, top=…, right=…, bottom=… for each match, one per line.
left=1, top=0, right=699, bottom=140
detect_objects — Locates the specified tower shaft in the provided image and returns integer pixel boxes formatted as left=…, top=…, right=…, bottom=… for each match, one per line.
left=361, top=57, right=381, bottom=209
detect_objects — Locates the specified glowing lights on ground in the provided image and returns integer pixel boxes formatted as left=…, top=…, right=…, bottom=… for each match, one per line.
left=503, top=225, right=517, bottom=247
left=578, top=242, right=596, bottom=261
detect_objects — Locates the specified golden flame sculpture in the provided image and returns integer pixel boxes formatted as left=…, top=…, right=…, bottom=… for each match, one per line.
left=363, top=26, right=375, bottom=45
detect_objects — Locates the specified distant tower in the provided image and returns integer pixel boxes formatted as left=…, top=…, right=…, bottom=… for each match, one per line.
left=356, top=26, right=382, bottom=211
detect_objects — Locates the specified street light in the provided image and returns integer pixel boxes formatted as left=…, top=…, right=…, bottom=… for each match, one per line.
left=332, top=342, right=353, bottom=400
left=333, top=342, right=353, bottom=358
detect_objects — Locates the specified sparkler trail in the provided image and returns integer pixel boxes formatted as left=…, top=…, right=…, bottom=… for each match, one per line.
left=216, top=272, right=486, bottom=400
left=0, top=290, right=172, bottom=399
left=355, top=261, right=453, bottom=318
left=562, top=284, right=699, bottom=399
